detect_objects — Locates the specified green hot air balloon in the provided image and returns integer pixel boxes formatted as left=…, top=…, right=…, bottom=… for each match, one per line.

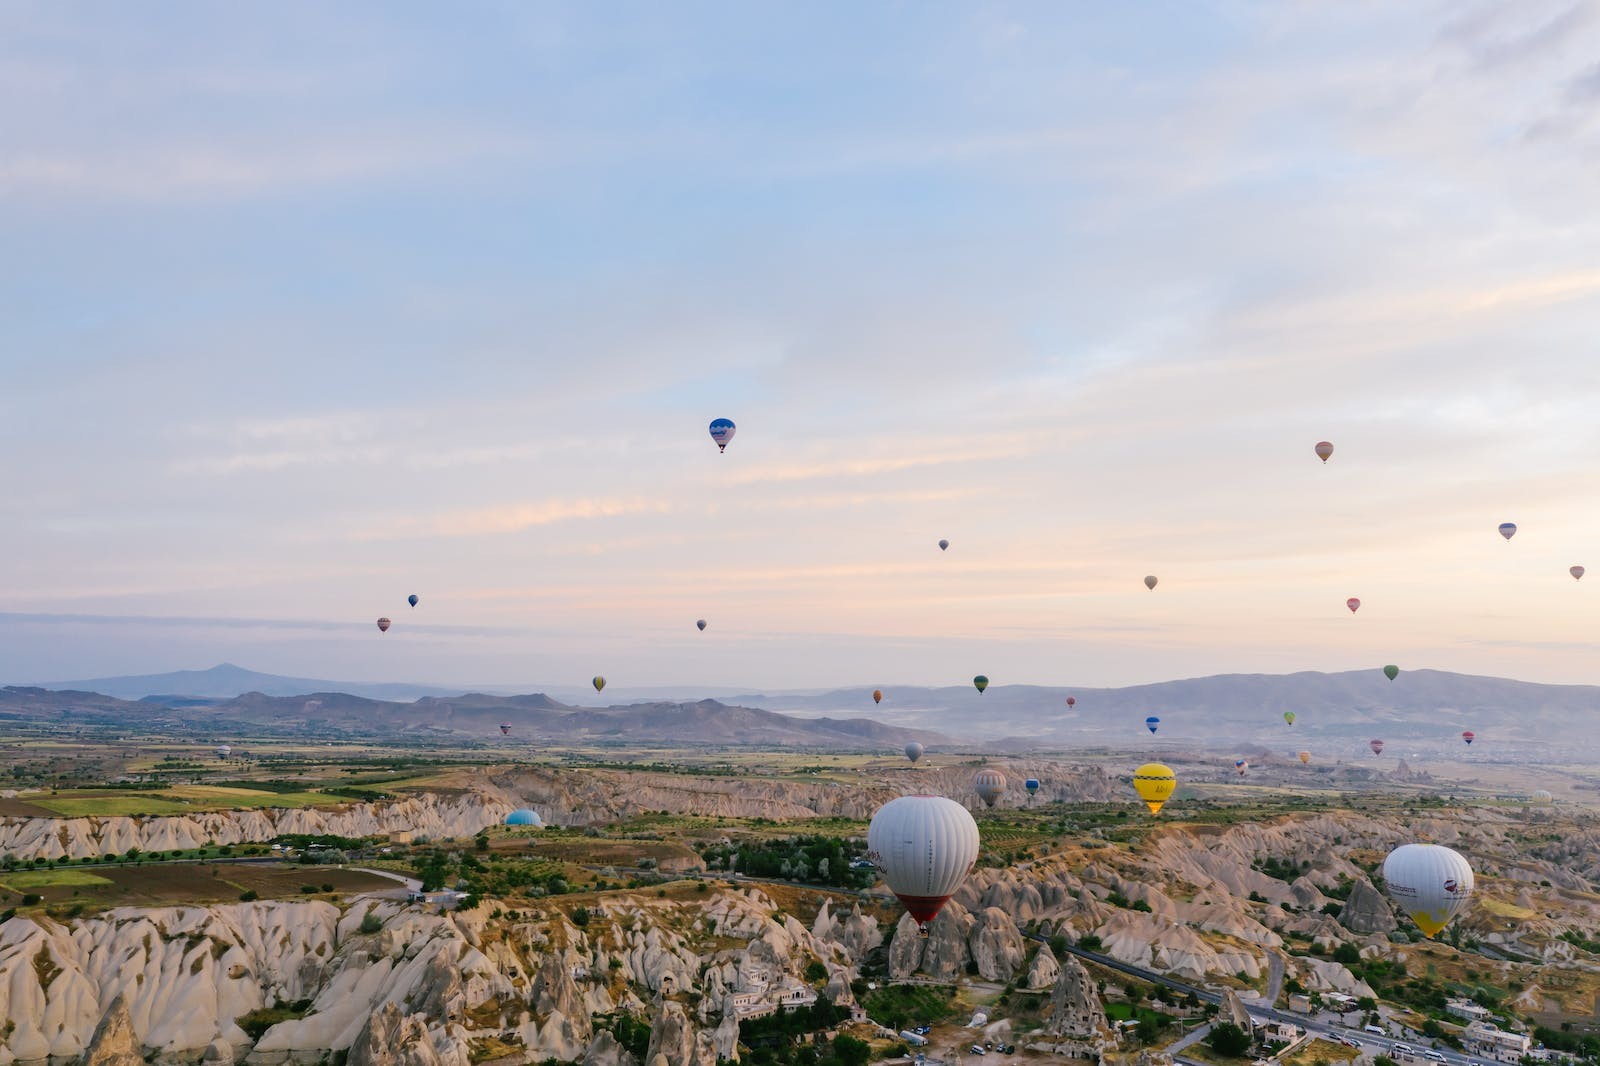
left=973, top=675, right=989, bottom=694
left=1383, top=664, right=1399, bottom=682
left=1283, top=711, right=1296, bottom=726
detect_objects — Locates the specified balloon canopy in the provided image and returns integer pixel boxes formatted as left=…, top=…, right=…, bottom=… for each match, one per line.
left=973, top=769, right=1007, bottom=807
left=1498, top=522, right=1517, bottom=540
left=1314, top=441, right=1334, bottom=462
left=708, top=418, right=736, bottom=452
left=1144, top=575, right=1158, bottom=590
left=973, top=675, right=989, bottom=693
left=505, top=809, right=543, bottom=827
left=376, top=617, right=391, bottom=633
left=408, top=594, right=419, bottom=608
left=1145, top=715, right=1160, bottom=734
left=1382, top=843, right=1474, bottom=938
left=867, top=795, right=979, bottom=929
left=1133, top=763, right=1176, bottom=815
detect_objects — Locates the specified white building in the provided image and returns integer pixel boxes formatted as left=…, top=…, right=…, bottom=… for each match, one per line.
left=1464, top=1021, right=1531, bottom=1063
left=1448, top=999, right=1493, bottom=1024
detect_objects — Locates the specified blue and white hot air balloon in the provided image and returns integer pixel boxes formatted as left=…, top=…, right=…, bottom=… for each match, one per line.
left=709, top=418, right=737, bottom=452
left=1498, top=522, right=1517, bottom=541
left=1145, top=716, right=1160, bottom=734
left=1024, top=778, right=1040, bottom=797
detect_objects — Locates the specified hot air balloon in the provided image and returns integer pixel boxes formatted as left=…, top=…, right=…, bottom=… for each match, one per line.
left=1370, top=739, right=1385, bottom=756
left=499, top=723, right=511, bottom=736
left=696, top=619, right=707, bottom=631
left=506, top=809, right=543, bottom=827
left=1498, top=522, right=1517, bottom=541
left=1065, top=696, right=1076, bottom=708
left=1025, top=778, right=1040, bottom=797
left=1298, top=750, right=1311, bottom=765
left=1347, top=598, right=1361, bottom=613
left=1315, top=441, right=1334, bottom=462
left=215, top=745, right=232, bottom=761
left=938, top=539, right=949, bottom=551
left=1382, top=843, right=1474, bottom=938
left=873, top=689, right=883, bottom=704
left=1530, top=789, right=1554, bottom=805
left=973, top=769, right=1007, bottom=807
left=1145, top=716, right=1160, bottom=734
left=973, top=676, right=989, bottom=694
left=1144, top=575, right=1158, bottom=590
left=1572, top=566, right=1585, bottom=581
left=1234, top=759, right=1248, bottom=777
left=592, top=676, right=606, bottom=693
left=904, top=742, right=924, bottom=763
left=408, top=594, right=419, bottom=608
left=1133, top=763, right=1176, bottom=815
left=1462, top=730, right=1475, bottom=745
left=708, top=418, right=736, bottom=452
left=867, top=795, right=979, bottom=932
left=1283, top=711, right=1296, bottom=726
left=376, top=617, right=391, bottom=633
left=1383, top=664, right=1399, bottom=681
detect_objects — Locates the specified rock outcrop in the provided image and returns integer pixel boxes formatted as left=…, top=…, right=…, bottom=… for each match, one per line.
left=0, top=790, right=506, bottom=863
left=80, top=995, right=143, bottom=1066
left=1338, top=878, right=1398, bottom=935
left=1031, top=952, right=1116, bottom=1060
left=1026, top=942, right=1061, bottom=990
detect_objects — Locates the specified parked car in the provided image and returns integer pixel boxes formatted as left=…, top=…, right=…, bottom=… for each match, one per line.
left=970, top=1046, right=987, bottom=1056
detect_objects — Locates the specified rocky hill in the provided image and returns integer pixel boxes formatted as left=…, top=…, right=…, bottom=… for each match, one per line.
left=0, top=790, right=509, bottom=863
left=4, top=799, right=1600, bottom=1064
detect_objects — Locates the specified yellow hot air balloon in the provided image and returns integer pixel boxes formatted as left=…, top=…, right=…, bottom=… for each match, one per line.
left=1133, top=763, right=1176, bottom=815
left=1298, top=750, right=1311, bottom=765
left=592, top=676, right=606, bottom=692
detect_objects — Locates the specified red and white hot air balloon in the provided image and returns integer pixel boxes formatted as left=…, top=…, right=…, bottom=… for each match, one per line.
left=1346, top=597, right=1361, bottom=613
left=1462, top=731, right=1475, bottom=745
left=1314, top=441, right=1334, bottom=463
left=499, top=723, right=511, bottom=736
left=867, top=795, right=979, bottom=933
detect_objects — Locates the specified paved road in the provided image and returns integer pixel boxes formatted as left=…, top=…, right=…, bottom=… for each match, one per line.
left=1264, top=951, right=1285, bottom=1006
left=1025, top=934, right=1500, bottom=1066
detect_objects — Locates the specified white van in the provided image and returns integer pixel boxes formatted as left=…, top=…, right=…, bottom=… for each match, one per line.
left=1365, top=1025, right=1386, bottom=1036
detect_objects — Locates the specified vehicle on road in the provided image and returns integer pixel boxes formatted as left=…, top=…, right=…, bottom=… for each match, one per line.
left=1341, top=1037, right=1363, bottom=1049
left=1392, top=1043, right=1415, bottom=1055
left=1423, top=1050, right=1447, bottom=1062
left=1366, top=1026, right=1386, bottom=1036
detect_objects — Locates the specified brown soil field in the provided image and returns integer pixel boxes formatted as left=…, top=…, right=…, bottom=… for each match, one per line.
left=0, top=862, right=397, bottom=911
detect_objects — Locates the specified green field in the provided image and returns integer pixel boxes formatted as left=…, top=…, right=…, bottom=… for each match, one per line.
left=29, top=787, right=346, bottom=817
left=1, top=869, right=115, bottom=890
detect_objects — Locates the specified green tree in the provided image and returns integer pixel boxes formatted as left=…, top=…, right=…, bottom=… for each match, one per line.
left=1207, top=1023, right=1253, bottom=1057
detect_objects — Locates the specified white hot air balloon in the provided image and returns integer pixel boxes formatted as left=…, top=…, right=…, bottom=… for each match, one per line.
left=973, top=769, right=1007, bottom=807
left=1382, top=843, right=1475, bottom=938
left=904, top=742, right=924, bottom=764
left=1530, top=789, right=1554, bottom=805
left=866, top=795, right=979, bottom=933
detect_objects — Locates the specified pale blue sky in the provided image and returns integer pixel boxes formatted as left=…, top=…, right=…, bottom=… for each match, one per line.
left=5, top=2, right=1600, bottom=689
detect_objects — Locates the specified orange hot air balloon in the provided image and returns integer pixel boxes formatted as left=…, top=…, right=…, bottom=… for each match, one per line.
left=1297, top=750, right=1311, bottom=765
left=1315, top=441, right=1333, bottom=462
left=1346, top=598, right=1360, bottom=613
left=376, top=617, right=391, bottom=633
left=872, top=689, right=883, bottom=705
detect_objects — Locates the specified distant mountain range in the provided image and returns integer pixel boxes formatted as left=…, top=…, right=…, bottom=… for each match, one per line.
left=20, top=663, right=1600, bottom=750
left=37, top=663, right=463, bottom=702
left=0, top=684, right=949, bottom=749
left=736, top=669, right=1600, bottom=750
